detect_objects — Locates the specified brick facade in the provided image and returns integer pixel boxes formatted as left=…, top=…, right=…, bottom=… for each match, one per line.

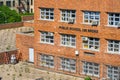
left=16, top=33, right=34, bottom=61
left=16, top=0, right=120, bottom=79
left=0, top=22, right=23, bottom=29
left=0, top=50, right=18, bottom=64
left=22, top=15, right=34, bottom=21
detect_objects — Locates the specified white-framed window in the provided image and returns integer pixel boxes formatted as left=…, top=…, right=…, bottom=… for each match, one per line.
left=61, top=10, right=76, bottom=22
left=40, top=54, right=54, bottom=68
left=107, top=40, right=120, bottom=53
left=40, top=8, right=54, bottom=21
left=108, top=13, right=120, bottom=27
left=61, top=34, right=76, bottom=47
left=40, top=31, right=54, bottom=44
left=82, top=37, right=100, bottom=51
left=60, top=57, right=76, bottom=72
left=83, top=11, right=100, bottom=24
left=83, top=61, right=100, bottom=77
left=107, top=65, right=120, bottom=80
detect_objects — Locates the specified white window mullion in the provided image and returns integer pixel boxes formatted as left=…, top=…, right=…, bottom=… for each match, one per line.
left=61, top=10, right=75, bottom=22
left=83, top=11, right=100, bottom=24
left=40, top=8, right=54, bottom=21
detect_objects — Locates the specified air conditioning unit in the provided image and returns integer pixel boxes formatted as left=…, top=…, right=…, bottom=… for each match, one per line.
left=91, top=20, right=99, bottom=26
left=48, top=32, right=53, bottom=36
left=68, top=18, right=74, bottom=24
left=49, top=56, right=53, bottom=59
left=82, top=37, right=88, bottom=41
left=90, top=47, right=94, bottom=49
left=117, top=22, right=120, bottom=28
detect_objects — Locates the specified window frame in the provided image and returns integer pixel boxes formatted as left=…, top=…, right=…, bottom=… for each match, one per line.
left=82, top=37, right=100, bottom=51
left=40, top=54, right=54, bottom=68
left=107, top=40, right=120, bottom=54
left=40, top=31, right=54, bottom=44
left=60, top=57, right=76, bottom=73
left=0, top=1, right=3, bottom=6
left=82, top=61, right=100, bottom=77
left=83, top=11, right=100, bottom=25
left=60, top=34, right=76, bottom=48
left=6, top=1, right=11, bottom=7
left=40, top=8, right=54, bottom=21
left=107, top=65, right=120, bottom=80
left=108, top=13, right=120, bottom=27
left=60, top=9, right=76, bottom=23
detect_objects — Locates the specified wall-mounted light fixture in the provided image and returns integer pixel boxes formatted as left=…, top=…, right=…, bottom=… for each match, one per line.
left=75, top=50, right=79, bottom=56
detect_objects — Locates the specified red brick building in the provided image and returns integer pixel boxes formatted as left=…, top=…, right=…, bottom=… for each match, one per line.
left=17, top=0, right=120, bottom=80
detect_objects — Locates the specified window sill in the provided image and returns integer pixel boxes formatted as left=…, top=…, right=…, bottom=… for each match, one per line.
left=82, top=73, right=99, bottom=77
left=105, top=25, right=118, bottom=28
left=40, top=42, right=54, bottom=45
left=38, top=19, right=54, bottom=21
left=60, top=68, right=76, bottom=73
left=59, top=21, right=76, bottom=24
left=40, top=65, right=54, bottom=68
left=82, top=48, right=99, bottom=52
left=81, top=23, right=100, bottom=26
left=105, top=51, right=120, bottom=55
left=81, top=23, right=92, bottom=25
left=60, top=45, right=76, bottom=48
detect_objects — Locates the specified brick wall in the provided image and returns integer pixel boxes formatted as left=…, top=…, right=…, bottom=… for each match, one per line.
left=33, top=0, right=120, bottom=79
left=23, top=21, right=34, bottom=27
left=0, top=22, right=23, bottom=29
left=22, top=15, right=34, bottom=21
left=0, top=20, right=34, bottom=30
left=16, top=33, right=34, bottom=61
left=0, top=50, right=18, bottom=64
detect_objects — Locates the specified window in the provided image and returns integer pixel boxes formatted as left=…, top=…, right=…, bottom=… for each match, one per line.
left=61, top=10, right=76, bottom=22
left=108, top=40, right=120, bottom=53
left=108, top=13, right=120, bottom=27
left=40, top=8, right=54, bottom=20
left=31, top=9, right=33, bottom=13
left=107, top=65, right=120, bottom=80
left=31, top=0, right=33, bottom=5
left=40, top=54, right=54, bottom=68
left=13, top=1, right=15, bottom=7
left=6, top=1, right=11, bottom=7
left=0, top=2, right=3, bottom=6
left=61, top=34, right=76, bottom=47
left=82, top=37, right=100, bottom=51
left=60, top=57, right=76, bottom=72
left=40, top=31, right=54, bottom=44
left=83, top=61, right=99, bottom=77
left=84, top=11, right=100, bottom=24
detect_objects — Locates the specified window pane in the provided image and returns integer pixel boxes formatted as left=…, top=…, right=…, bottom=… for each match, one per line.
left=84, top=11, right=100, bottom=24
left=40, top=8, right=54, bottom=20
left=83, top=61, right=99, bottom=76
left=61, top=57, right=76, bottom=72
left=40, top=54, right=54, bottom=68
left=108, top=40, right=120, bottom=53
left=108, top=13, right=120, bottom=26
left=61, top=10, right=76, bottom=22
left=82, top=37, right=100, bottom=51
left=107, top=65, right=120, bottom=80
left=40, top=32, right=54, bottom=44
left=61, top=34, right=76, bottom=47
